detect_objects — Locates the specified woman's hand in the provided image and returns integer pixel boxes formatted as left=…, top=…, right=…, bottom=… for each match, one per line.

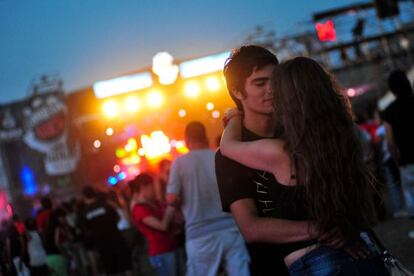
left=222, top=108, right=243, bottom=128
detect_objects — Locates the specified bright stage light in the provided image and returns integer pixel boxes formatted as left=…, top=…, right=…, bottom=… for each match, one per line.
left=121, top=155, right=141, bottom=165
left=106, top=127, right=114, bottom=136
left=140, top=131, right=171, bottom=159
left=116, top=148, right=127, bottom=158
left=125, top=138, right=138, bottom=152
left=152, top=52, right=179, bottom=85
left=212, top=110, right=220, bottom=119
left=179, top=51, right=230, bottom=78
left=113, top=165, right=121, bottom=173
left=184, top=81, right=201, bottom=98
left=125, top=144, right=133, bottom=152
left=205, top=76, right=220, bottom=91
left=102, top=100, right=120, bottom=118
left=117, top=172, right=127, bottom=181
left=93, top=72, right=153, bottom=99
left=175, top=140, right=189, bottom=154
left=125, top=96, right=141, bottom=113
left=108, top=176, right=118, bottom=186
left=93, top=140, right=101, bottom=149
left=138, top=148, right=145, bottom=156
left=127, top=138, right=138, bottom=149
left=146, top=90, right=164, bottom=108
left=178, top=109, right=186, bottom=117
left=206, top=102, right=214, bottom=110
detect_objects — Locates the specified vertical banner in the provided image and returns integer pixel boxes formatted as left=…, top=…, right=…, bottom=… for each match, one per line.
left=22, top=93, right=80, bottom=175
left=0, top=91, right=80, bottom=215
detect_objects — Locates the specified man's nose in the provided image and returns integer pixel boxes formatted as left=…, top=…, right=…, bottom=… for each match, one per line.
left=265, top=82, right=272, bottom=94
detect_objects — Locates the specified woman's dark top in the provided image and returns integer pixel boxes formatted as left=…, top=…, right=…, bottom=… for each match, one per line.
left=255, top=173, right=315, bottom=257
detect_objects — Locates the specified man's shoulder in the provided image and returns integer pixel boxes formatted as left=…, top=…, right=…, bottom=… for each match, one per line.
left=215, top=148, right=249, bottom=170
left=171, top=153, right=188, bottom=168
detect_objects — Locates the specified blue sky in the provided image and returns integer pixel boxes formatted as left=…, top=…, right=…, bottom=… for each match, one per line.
left=0, top=0, right=364, bottom=104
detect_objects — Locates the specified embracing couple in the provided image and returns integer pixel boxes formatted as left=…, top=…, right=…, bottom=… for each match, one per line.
left=215, top=46, right=388, bottom=276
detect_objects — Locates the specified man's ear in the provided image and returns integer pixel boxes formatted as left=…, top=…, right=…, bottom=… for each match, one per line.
left=232, top=89, right=245, bottom=100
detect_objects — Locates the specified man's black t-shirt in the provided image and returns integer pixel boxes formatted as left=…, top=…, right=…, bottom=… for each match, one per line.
left=215, top=126, right=289, bottom=276
left=382, top=95, right=414, bottom=166
left=81, top=200, right=125, bottom=251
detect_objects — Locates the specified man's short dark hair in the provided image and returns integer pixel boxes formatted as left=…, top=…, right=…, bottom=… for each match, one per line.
left=223, top=45, right=279, bottom=110
left=82, top=186, right=96, bottom=199
left=388, top=69, right=413, bottom=98
left=185, top=121, right=207, bottom=143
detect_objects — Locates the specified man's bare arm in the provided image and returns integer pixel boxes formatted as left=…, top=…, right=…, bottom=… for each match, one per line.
left=230, top=198, right=313, bottom=244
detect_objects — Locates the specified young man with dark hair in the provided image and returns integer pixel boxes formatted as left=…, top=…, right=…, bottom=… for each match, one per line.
left=215, top=45, right=315, bottom=275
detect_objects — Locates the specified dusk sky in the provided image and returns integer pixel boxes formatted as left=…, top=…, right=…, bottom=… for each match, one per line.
left=1, top=0, right=362, bottom=104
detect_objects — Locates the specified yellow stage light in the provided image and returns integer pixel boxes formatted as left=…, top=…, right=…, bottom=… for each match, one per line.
left=127, top=138, right=138, bottom=150
left=146, top=90, right=164, bottom=108
left=116, top=148, right=127, bottom=158
left=205, top=76, right=220, bottom=92
left=106, top=127, right=114, bottom=136
left=124, top=96, right=141, bottom=113
left=140, top=131, right=171, bottom=159
left=121, top=155, right=141, bottom=165
left=138, top=148, right=145, bottom=156
left=175, top=140, right=189, bottom=154
left=125, top=144, right=133, bottom=152
left=184, top=81, right=201, bottom=98
left=102, top=100, right=120, bottom=118
left=206, top=102, right=214, bottom=110
left=152, top=52, right=179, bottom=85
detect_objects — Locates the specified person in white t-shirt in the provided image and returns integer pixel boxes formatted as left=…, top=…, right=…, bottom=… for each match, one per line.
left=25, top=218, right=49, bottom=276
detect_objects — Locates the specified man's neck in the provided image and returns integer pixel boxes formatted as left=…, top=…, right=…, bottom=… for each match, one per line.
left=243, top=112, right=274, bottom=138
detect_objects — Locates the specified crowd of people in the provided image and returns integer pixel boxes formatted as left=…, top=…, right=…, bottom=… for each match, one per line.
left=1, top=45, right=414, bottom=276
left=0, top=159, right=184, bottom=276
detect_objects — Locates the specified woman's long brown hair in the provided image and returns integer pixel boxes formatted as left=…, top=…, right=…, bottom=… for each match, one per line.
left=272, top=57, right=375, bottom=241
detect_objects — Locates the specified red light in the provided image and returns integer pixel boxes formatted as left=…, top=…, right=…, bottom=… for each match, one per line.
left=315, top=20, right=336, bottom=42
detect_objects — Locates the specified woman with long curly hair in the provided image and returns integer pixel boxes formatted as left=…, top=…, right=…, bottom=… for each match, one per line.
left=220, top=57, right=387, bottom=275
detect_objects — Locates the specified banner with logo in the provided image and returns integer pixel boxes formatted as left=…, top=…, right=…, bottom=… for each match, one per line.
left=0, top=91, right=80, bottom=202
